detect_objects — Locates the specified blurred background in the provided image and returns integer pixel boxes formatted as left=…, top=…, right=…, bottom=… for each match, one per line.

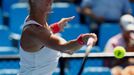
left=0, top=0, right=134, bottom=75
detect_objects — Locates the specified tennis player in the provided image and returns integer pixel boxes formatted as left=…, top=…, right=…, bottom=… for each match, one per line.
left=19, top=0, right=97, bottom=75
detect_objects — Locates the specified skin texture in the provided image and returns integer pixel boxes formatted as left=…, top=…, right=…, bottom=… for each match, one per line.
left=20, top=0, right=97, bottom=54
left=122, top=66, right=134, bottom=75
left=122, top=31, right=134, bottom=52
left=111, top=66, right=123, bottom=75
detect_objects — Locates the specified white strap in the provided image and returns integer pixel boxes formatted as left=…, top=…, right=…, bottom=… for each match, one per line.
left=24, top=20, right=42, bottom=26
left=22, top=20, right=42, bottom=31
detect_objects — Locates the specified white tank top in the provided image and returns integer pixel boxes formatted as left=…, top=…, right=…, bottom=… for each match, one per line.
left=19, top=19, right=61, bottom=75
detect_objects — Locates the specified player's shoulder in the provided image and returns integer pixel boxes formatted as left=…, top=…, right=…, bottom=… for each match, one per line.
left=23, top=24, right=51, bottom=35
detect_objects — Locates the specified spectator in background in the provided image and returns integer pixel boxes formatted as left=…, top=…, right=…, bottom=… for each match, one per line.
left=105, top=14, right=134, bottom=75
left=80, top=0, right=132, bottom=38
left=130, top=0, right=134, bottom=2
left=71, top=0, right=82, bottom=6
left=105, top=14, right=134, bottom=52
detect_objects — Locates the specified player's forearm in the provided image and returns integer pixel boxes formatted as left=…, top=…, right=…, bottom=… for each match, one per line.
left=46, top=39, right=83, bottom=52
left=59, top=39, right=83, bottom=52
left=46, top=33, right=97, bottom=53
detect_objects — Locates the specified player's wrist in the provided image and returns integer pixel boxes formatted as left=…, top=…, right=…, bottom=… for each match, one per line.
left=50, top=22, right=60, bottom=33
left=77, top=34, right=85, bottom=45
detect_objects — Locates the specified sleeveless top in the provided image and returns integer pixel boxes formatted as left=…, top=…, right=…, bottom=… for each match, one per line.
left=19, top=18, right=61, bottom=75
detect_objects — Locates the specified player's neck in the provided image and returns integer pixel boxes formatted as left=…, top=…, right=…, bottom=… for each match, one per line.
left=29, top=12, right=47, bottom=26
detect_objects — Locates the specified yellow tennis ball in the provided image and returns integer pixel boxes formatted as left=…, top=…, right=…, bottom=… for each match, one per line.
left=114, top=46, right=126, bottom=59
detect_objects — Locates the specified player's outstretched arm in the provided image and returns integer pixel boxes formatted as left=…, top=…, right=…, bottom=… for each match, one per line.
left=46, top=33, right=97, bottom=54
left=24, top=25, right=97, bottom=54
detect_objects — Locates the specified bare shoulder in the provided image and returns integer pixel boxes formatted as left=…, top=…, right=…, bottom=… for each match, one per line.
left=24, top=24, right=50, bottom=34
left=20, top=24, right=52, bottom=52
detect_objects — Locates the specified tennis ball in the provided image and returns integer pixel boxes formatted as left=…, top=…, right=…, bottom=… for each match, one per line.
left=114, top=46, right=126, bottom=59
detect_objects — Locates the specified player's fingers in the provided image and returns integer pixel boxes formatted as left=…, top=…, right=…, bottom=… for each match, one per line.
left=90, top=33, right=97, bottom=42
left=63, top=16, right=75, bottom=22
left=83, top=33, right=97, bottom=40
left=60, top=22, right=68, bottom=31
left=83, top=33, right=97, bottom=44
left=60, top=28, right=64, bottom=32
left=68, top=16, right=75, bottom=20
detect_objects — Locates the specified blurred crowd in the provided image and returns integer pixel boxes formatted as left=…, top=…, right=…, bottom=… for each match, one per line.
left=78, top=0, right=134, bottom=75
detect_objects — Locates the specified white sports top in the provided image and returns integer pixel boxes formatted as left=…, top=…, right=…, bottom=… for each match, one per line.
left=19, top=19, right=61, bottom=75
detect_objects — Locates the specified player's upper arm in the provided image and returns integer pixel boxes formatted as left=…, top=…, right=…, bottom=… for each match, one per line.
left=25, top=24, right=52, bottom=44
left=26, top=24, right=67, bottom=51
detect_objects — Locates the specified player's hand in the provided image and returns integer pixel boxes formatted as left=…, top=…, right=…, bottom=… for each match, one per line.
left=82, top=33, right=97, bottom=45
left=58, top=16, right=75, bottom=31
